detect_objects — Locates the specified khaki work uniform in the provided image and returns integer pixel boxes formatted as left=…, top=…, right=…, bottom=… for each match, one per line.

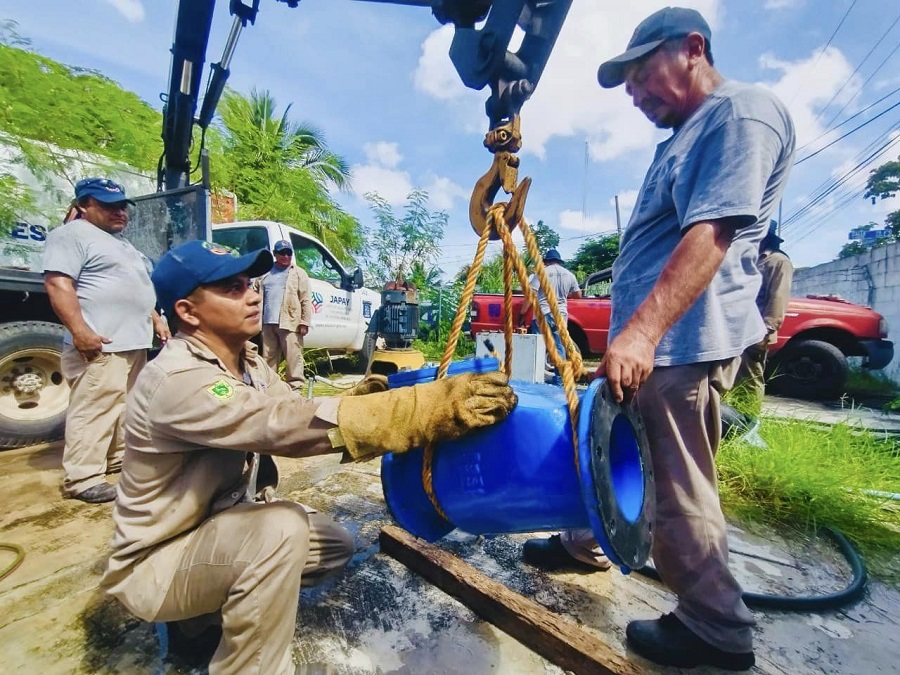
left=103, top=335, right=350, bottom=675
left=738, top=249, right=794, bottom=408
left=261, top=265, right=313, bottom=385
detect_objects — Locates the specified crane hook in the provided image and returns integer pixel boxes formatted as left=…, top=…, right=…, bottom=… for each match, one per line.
left=469, top=116, right=532, bottom=239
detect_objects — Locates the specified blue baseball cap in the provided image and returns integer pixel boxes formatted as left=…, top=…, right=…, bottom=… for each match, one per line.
left=273, top=239, right=292, bottom=252
left=597, top=7, right=712, bottom=88
left=151, top=240, right=273, bottom=310
left=542, top=249, right=563, bottom=263
left=74, top=177, right=135, bottom=205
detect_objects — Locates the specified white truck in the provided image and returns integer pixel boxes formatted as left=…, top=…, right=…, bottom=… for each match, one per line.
left=0, top=189, right=378, bottom=449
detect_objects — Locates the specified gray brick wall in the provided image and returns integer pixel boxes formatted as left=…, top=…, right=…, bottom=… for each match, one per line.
left=791, top=240, right=900, bottom=384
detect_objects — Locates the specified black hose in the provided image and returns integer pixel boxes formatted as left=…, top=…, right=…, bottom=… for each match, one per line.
left=636, top=527, right=868, bottom=612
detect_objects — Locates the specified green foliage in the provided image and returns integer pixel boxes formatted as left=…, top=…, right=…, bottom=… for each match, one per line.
left=412, top=335, right=475, bottom=361
left=844, top=367, right=899, bottom=397
left=839, top=156, right=900, bottom=260
left=569, top=233, right=620, bottom=282
left=216, top=88, right=362, bottom=261
left=718, top=419, right=900, bottom=580
left=0, top=172, right=37, bottom=237
left=0, top=44, right=161, bottom=171
left=865, top=155, right=900, bottom=202
left=364, top=190, right=447, bottom=285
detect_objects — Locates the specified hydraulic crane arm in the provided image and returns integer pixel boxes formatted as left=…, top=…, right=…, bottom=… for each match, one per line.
left=159, top=0, right=571, bottom=191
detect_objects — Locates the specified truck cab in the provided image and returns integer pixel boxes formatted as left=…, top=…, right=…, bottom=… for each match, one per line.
left=211, top=220, right=380, bottom=354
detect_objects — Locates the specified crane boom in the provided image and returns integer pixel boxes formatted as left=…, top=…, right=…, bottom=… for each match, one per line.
left=159, top=0, right=571, bottom=190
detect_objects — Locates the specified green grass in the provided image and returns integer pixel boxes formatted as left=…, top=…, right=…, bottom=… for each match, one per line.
left=718, top=418, right=900, bottom=581
left=412, top=335, right=475, bottom=361
left=845, top=367, right=900, bottom=398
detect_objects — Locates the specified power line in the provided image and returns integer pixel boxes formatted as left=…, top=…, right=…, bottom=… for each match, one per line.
left=809, top=11, right=900, bottom=127
left=788, top=0, right=858, bottom=107
left=821, top=36, right=900, bottom=132
left=795, top=101, right=900, bottom=164
left=797, top=85, right=900, bottom=154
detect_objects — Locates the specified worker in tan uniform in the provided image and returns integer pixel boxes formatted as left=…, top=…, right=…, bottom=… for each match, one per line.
left=738, top=221, right=794, bottom=412
left=102, top=239, right=517, bottom=675
left=260, top=239, right=312, bottom=388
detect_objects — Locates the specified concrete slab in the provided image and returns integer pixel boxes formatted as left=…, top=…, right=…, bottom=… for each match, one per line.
left=762, top=394, right=900, bottom=435
left=2, top=436, right=899, bottom=674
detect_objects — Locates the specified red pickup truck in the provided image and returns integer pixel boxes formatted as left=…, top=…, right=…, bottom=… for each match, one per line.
left=469, top=272, right=893, bottom=400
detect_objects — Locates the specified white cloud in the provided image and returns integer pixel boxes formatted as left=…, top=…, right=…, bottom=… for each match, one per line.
left=413, top=1, right=722, bottom=161
left=103, top=0, right=145, bottom=23
left=558, top=209, right=617, bottom=234
left=764, top=0, right=800, bottom=9
left=424, top=175, right=468, bottom=211
left=351, top=164, right=413, bottom=205
left=610, top=190, right=639, bottom=213
left=363, top=141, right=403, bottom=169
left=758, top=47, right=857, bottom=150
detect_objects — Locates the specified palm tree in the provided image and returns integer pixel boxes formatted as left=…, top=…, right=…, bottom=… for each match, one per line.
left=215, top=88, right=361, bottom=260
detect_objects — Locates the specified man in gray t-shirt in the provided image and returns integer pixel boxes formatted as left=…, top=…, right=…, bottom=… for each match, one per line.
left=517, top=249, right=581, bottom=381
left=43, top=177, right=169, bottom=504
left=522, top=8, right=794, bottom=671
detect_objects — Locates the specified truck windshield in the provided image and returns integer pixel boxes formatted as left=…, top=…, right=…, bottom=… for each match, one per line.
left=289, top=233, right=344, bottom=288
left=211, top=226, right=270, bottom=254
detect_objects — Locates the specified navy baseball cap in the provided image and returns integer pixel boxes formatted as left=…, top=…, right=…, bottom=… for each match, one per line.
left=542, top=248, right=563, bottom=263
left=74, top=177, right=135, bottom=205
left=597, top=7, right=712, bottom=88
left=273, top=239, right=292, bottom=252
left=151, top=240, right=273, bottom=310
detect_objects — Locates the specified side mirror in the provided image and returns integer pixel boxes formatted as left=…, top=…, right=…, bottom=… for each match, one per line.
left=352, top=267, right=364, bottom=289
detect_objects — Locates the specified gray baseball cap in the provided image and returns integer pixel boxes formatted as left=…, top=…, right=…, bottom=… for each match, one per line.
left=597, top=7, right=712, bottom=89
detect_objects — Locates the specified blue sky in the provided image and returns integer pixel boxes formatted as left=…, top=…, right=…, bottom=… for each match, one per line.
left=6, top=0, right=900, bottom=278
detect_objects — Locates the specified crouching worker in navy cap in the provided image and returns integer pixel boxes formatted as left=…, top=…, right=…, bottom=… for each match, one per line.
left=102, top=240, right=517, bottom=674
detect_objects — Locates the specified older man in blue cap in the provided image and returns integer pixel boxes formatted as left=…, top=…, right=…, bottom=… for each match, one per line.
left=523, top=7, right=796, bottom=670
left=43, top=177, right=170, bottom=503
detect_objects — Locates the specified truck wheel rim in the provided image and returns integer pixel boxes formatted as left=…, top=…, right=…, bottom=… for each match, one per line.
left=0, top=348, right=69, bottom=423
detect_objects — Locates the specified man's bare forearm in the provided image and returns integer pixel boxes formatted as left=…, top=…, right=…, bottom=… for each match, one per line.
left=622, top=219, right=738, bottom=346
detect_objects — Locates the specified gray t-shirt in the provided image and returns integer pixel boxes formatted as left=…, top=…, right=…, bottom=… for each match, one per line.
left=529, top=265, right=580, bottom=321
left=610, top=80, right=796, bottom=367
left=42, top=219, right=157, bottom=352
left=261, top=266, right=289, bottom=325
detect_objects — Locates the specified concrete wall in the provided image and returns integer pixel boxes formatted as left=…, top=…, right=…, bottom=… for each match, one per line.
left=792, top=240, right=900, bottom=384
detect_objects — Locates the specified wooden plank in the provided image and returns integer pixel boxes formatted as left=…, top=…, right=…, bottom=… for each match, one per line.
left=379, top=525, right=647, bottom=675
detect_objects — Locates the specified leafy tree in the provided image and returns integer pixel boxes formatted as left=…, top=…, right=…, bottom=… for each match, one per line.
left=216, top=88, right=361, bottom=260
left=364, top=190, right=447, bottom=286
left=0, top=44, right=162, bottom=171
left=0, top=172, right=38, bottom=238
left=865, top=155, right=900, bottom=202
left=569, top=233, right=620, bottom=281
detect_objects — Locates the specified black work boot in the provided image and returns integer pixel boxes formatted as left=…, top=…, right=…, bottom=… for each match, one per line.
left=164, top=621, right=222, bottom=668
left=626, top=613, right=755, bottom=671
left=72, top=483, right=117, bottom=503
left=522, top=534, right=609, bottom=572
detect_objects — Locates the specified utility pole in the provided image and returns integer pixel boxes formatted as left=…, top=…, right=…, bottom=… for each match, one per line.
left=614, top=194, right=622, bottom=249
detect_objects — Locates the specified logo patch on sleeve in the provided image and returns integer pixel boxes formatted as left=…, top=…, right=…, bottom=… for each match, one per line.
left=206, top=380, right=235, bottom=400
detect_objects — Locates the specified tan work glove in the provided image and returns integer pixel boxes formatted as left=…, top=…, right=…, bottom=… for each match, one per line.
left=343, top=374, right=389, bottom=397
left=337, top=371, right=517, bottom=461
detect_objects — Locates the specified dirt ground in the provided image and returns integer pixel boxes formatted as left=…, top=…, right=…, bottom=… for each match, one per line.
left=2, top=426, right=900, bottom=675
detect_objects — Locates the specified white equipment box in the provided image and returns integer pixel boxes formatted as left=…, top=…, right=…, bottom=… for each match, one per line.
left=474, top=331, right=547, bottom=383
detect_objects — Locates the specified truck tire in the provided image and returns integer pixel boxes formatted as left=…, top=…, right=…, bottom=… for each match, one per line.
left=0, top=321, right=69, bottom=449
left=769, top=339, right=849, bottom=401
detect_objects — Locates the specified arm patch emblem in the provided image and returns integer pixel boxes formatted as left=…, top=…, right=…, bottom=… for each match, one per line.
left=207, top=380, right=235, bottom=400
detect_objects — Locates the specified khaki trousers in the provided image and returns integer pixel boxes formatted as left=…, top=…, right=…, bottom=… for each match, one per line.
left=261, top=324, right=306, bottom=385
left=132, top=501, right=353, bottom=675
left=60, top=346, right=146, bottom=495
left=737, top=339, right=769, bottom=414
left=562, top=358, right=754, bottom=653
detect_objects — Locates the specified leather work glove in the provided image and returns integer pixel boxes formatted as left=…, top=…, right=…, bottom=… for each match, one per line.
left=343, top=374, right=389, bottom=397
left=336, top=372, right=517, bottom=461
